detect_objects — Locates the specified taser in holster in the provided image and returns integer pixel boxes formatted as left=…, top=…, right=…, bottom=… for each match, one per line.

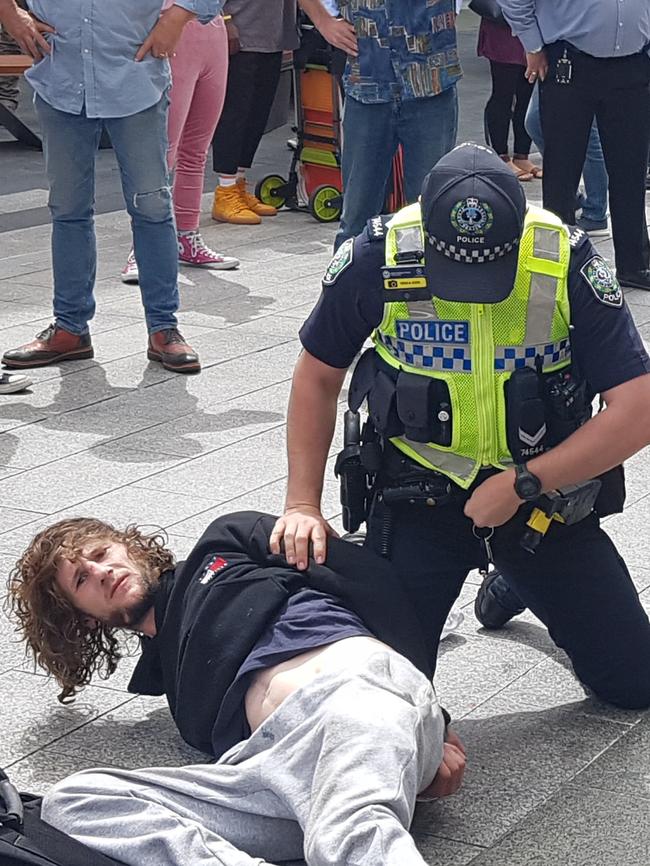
left=520, top=478, right=602, bottom=554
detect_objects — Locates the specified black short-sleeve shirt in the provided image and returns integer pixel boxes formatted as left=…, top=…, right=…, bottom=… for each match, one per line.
left=299, top=224, right=650, bottom=395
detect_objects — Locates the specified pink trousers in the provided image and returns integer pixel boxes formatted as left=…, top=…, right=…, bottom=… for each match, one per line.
left=167, top=18, right=228, bottom=231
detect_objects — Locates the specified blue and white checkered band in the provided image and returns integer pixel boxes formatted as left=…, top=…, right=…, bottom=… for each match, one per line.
left=494, top=339, right=571, bottom=371
left=378, top=332, right=473, bottom=371
left=427, top=235, right=519, bottom=263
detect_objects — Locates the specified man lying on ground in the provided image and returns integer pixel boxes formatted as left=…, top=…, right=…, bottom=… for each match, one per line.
left=8, top=510, right=465, bottom=866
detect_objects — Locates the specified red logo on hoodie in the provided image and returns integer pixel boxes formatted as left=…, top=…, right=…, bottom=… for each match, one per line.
left=199, top=555, right=228, bottom=584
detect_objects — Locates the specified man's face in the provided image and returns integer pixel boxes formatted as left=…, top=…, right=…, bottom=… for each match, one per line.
left=54, top=536, right=155, bottom=629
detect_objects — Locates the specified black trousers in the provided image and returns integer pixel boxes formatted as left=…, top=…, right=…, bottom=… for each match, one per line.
left=211, top=50, right=283, bottom=175
left=540, top=43, right=650, bottom=273
left=365, top=480, right=650, bottom=710
left=485, top=60, right=534, bottom=157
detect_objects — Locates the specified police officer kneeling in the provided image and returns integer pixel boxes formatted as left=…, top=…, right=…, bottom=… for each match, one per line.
left=271, top=142, right=650, bottom=710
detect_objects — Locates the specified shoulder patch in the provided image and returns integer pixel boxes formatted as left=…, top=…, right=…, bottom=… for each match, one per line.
left=569, top=227, right=586, bottom=248
left=366, top=215, right=387, bottom=241
left=580, top=255, right=622, bottom=308
left=323, top=237, right=354, bottom=286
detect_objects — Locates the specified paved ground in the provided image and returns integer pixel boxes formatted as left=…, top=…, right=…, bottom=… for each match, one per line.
left=1, top=12, right=650, bottom=866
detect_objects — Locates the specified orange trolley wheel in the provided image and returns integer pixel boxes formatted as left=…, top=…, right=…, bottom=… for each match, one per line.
left=308, top=184, right=342, bottom=223
left=255, top=175, right=288, bottom=209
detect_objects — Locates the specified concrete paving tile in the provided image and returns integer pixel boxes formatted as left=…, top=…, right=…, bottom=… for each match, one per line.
left=621, top=446, right=650, bottom=506
left=412, top=766, right=557, bottom=850
left=167, top=328, right=293, bottom=369
left=0, top=506, right=47, bottom=532
left=5, top=745, right=104, bottom=794
left=456, top=691, right=632, bottom=786
left=167, top=464, right=341, bottom=538
left=0, top=445, right=187, bottom=513
left=0, top=669, right=133, bottom=766
left=629, top=302, right=650, bottom=328
left=49, top=694, right=208, bottom=768
left=0, top=300, right=53, bottom=330
left=133, top=425, right=288, bottom=502
left=466, top=784, right=650, bottom=865
left=573, top=713, right=650, bottom=800
left=434, top=631, right=552, bottom=719
left=604, top=494, right=650, bottom=570
left=0, top=484, right=219, bottom=556
left=113, top=380, right=290, bottom=457
left=228, top=314, right=303, bottom=338
left=413, top=834, right=484, bottom=866
left=0, top=607, right=33, bottom=673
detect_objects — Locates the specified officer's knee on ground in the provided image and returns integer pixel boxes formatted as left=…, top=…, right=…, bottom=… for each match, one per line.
left=590, top=676, right=650, bottom=711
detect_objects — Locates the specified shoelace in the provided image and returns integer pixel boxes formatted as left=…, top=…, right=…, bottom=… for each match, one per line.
left=186, top=233, right=222, bottom=260
left=36, top=323, right=56, bottom=341
left=158, top=328, right=187, bottom=346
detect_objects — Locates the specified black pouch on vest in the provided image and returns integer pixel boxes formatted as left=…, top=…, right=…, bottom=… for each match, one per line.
left=394, top=371, right=453, bottom=445
left=396, top=371, right=437, bottom=442
left=505, top=366, right=549, bottom=461
left=367, top=370, right=403, bottom=438
left=348, top=347, right=376, bottom=412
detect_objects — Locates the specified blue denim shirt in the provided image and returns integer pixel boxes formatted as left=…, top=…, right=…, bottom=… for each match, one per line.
left=338, top=0, right=461, bottom=104
left=25, top=1, right=222, bottom=118
left=499, top=0, right=650, bottom=58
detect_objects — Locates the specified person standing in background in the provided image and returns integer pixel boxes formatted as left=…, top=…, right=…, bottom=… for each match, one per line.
left=499, top=0, right=650, bottom=291
left=477, top=15, right=537, bottom=181
left=211, top=0, right=300, bottom=225
left=121, top=4, right=239, bottom=284
left=301, top=0, right=461, bottom=250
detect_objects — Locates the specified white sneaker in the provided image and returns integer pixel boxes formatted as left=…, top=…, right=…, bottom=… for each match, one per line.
left=0, top=371, right=32, bottom=394
left=121, top=249, right=139, bottom=284
left=178, top=232, right=239, bottom=270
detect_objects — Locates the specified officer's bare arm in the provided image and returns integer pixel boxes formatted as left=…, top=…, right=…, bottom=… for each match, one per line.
left=269, top=350, right=347, bottom=569
left=466, top=372, right=650, bottom=527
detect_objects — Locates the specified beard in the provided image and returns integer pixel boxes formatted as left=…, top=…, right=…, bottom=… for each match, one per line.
left=106, top=566, right=159, bottom=631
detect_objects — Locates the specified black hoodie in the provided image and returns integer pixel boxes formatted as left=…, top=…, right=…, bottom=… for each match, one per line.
left=128, top=511, right=431, bottom=757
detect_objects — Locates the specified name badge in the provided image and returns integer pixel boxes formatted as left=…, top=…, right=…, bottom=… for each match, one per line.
left=396, top=320, right=469, bottom=343
left=382, top=265, right=427, bottom=290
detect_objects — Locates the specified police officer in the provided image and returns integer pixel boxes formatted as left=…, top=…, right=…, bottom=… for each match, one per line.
left=270, top=142, right=650, bottom=710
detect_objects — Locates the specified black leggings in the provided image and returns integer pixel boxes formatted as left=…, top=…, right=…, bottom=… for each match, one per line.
left=485, top=60, right=534, bottom=157
left=211, top=50, right=283, bottom=175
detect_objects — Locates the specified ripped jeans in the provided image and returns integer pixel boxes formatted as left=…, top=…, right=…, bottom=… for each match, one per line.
left=36, top=94, right=179, bottom=335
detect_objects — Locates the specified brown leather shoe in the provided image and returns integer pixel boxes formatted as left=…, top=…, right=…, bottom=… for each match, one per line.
left=2, top=323, right=93, bottom=368
left=147, top=328, right=201, bottom=374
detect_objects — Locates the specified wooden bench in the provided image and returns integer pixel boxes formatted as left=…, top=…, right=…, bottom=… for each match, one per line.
left=0, top=54, right=41, bottom=148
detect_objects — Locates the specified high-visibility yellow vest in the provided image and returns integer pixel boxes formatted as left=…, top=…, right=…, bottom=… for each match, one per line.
left=373, top=201, right=572, bottom=488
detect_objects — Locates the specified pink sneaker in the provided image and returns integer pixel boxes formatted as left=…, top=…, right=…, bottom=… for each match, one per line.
left=178, top=232, right=239, bottom=270
left=121, top=249, right=139, bottom=284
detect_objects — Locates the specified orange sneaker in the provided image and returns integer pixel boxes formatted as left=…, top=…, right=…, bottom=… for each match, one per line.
left=236, top=178, right=278, bottom=217
left=211, top=185, right=261, bottom=225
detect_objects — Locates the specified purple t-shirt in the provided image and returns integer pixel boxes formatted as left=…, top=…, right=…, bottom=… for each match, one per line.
left=236, top=588, right=372, bottom=679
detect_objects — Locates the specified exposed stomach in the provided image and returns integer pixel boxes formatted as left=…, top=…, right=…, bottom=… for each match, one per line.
left=244, top=635, right=390, bottom=732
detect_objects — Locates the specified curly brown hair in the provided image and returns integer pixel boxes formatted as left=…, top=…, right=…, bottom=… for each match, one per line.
left=5, top=517, right=175, bottom=704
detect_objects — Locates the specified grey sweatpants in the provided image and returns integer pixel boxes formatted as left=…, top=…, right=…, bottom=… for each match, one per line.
left=42, top=649, right=445, bottom=866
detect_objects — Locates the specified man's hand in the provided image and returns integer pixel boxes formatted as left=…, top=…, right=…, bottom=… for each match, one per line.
left=0, top=2, right=53, bottom=59
left=464, top=468, right=522, bottom=528
left=135, top=6, right=194, bottom=62
left=418, top=728, right=466, bottom=800
left=525, top=49, right=548, bottom=83
left=269, top=506, right=339, bottom=570
left=318, top=16, right=358, bottom=56
left=225, top=19, right=240, bottom=55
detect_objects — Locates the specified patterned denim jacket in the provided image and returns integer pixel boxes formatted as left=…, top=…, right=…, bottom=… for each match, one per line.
left=339, top=0, right=462, bottom=104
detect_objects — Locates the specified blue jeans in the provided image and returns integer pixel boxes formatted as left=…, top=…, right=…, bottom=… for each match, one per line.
left=335, top=87, right=458, bottom=250
left=525, top=83, right=608, bottom=222
left=36, top=94, right=179, bottom=335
